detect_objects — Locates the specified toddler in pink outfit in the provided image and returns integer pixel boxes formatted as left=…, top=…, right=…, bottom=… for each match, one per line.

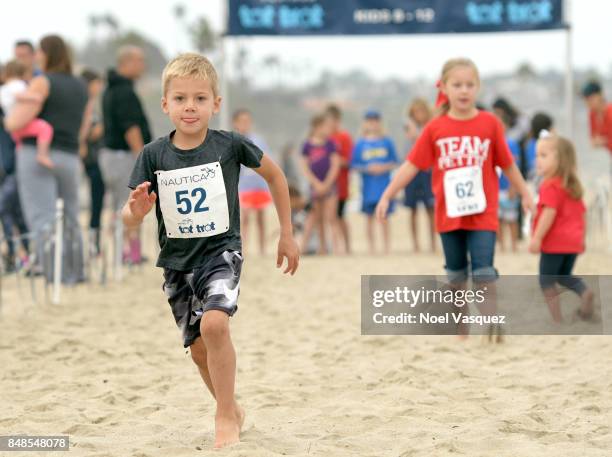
left=0, top=60, right=54, bottom=169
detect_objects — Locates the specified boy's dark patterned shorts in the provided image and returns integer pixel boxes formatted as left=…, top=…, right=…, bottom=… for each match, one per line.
left=162, top=250, right=243, bottom=348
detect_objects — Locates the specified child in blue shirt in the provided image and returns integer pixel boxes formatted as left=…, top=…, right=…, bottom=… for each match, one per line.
left=351, top=110, right=398, bottom=254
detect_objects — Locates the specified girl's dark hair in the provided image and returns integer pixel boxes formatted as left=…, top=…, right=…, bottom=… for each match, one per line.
left=40, top=35, right=72, bottom=74
left=492, top=97, right=518, bottom=128
left=530, top=112, right=553, bottom=139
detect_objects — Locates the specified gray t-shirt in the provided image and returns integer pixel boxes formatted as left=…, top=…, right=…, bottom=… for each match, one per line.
left=128, top=129, right=263, bottom=270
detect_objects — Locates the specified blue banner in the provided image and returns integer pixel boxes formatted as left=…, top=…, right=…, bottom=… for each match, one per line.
left=227, top=0, right=565, bottom=36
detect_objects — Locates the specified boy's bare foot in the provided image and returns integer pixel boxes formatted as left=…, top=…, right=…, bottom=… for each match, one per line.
left=213, top=403, right=244, bottom=449
left=577, top=289, right=595, bottom=320
left=36, top=154, right=55, bottom=169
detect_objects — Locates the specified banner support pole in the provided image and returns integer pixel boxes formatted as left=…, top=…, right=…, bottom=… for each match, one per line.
left=220, top=0, right=230, bottom=130
left=564, top=0, right=573, bottom=140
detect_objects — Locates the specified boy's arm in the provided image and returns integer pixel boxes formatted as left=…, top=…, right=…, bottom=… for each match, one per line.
left=529, top=207, right=556, bottom=253
left=503, top=163, right=535, bottom=214
left=254, top=155, right=299, bottom=275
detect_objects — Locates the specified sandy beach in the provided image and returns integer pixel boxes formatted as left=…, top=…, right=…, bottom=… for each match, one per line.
left=1, top=209, right=611, bottom=457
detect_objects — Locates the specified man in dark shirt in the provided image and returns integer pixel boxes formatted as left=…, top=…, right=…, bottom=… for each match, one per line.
left=100, top=45, right=151, bottom=265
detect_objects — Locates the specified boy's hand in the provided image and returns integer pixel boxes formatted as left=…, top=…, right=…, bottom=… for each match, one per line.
left=528, top=237, right=541, bottom=254
left=128, top=182, right=157, bottom=220
left=276, top=232, right=299, bottom=275
left=375, top=197, right=390, bottom=222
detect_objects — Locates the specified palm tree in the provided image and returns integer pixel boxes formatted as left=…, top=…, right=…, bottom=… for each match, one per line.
left=263, top=54, right=281, bottom=86
left=234, top=44, right=249, bottom=85
left=173, top=4, right=187, bottom=53
left=103, top=13, right=120, bottom=36
left=189, top=17, right=217, bottom=54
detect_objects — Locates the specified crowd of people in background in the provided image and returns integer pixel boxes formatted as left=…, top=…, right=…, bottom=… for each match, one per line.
left=0, top=35, right=151, bottom=282
left=0, top=34, right=611, bottom=313
left=284, top=92, right=599, bottom=261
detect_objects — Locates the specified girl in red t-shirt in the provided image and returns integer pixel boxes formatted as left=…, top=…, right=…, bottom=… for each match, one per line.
left=529, top=134, right=594, bottom=322
left=376, top=58, right=534, bottom=338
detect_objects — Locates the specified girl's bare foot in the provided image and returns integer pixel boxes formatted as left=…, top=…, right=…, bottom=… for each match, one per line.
left=213, top=403, right=244, bottom=449
left=36, top=154, right=55, bottom=169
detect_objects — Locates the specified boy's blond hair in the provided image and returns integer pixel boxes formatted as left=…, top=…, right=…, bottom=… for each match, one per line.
left=162, top=53, right=219, bottom=96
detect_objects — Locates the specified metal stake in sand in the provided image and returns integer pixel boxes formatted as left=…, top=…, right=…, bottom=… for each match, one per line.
left=52, top=199, right=64, bottom=305
left=113, top=213, right=123, bottom=281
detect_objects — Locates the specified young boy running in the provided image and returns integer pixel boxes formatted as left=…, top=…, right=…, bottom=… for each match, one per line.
left=121, top=53, right=300, bottom=448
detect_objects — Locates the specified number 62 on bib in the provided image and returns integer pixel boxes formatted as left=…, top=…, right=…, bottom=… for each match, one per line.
left=443, top=165, right=487, bottom=218
left=156, top=162, right=230, bottom=239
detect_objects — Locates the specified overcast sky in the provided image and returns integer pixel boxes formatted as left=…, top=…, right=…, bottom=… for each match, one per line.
left=2, top=0, right=610, bottom=83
